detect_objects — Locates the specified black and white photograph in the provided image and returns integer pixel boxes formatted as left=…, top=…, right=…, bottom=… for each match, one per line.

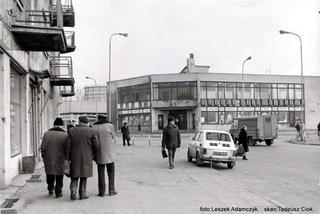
left=0, top=0, right=319, bottom=213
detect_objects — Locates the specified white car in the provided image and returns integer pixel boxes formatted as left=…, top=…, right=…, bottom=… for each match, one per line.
left=187, top=130, right=237, bottom=169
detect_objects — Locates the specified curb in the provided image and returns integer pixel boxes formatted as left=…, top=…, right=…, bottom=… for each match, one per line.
left=288, top=139, right=320, bottom=146
left=0, top=164, right=44, bottom=214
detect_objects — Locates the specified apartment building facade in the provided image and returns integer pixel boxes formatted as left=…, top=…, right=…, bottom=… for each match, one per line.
left=0, top=0, right=75, bottom=188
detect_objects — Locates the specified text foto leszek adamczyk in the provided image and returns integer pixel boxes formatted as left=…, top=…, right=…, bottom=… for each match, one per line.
left=200, top=207, right=258, bottom=212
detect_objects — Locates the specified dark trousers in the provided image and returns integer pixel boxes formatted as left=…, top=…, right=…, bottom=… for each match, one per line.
left=122, top=135, right=130, bottom=146
left=97, top=163, right=115, bottom=195
left=168, top=148, right=176, bottom=166
left=70, top=177, right=87, bottom=197
left=318, top=129, right=320, bottom=136
left=46, top=174, right=63, bottom=195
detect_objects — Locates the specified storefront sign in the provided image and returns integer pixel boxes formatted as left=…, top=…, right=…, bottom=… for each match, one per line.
left=207, top=107, right=218, bottom=111
left=225, top=107, right=237, bottom=111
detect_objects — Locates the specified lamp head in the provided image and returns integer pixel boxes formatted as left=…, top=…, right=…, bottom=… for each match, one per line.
left=119, top=33, right=128, bottom=37
left=279, top=30, right=289, bottom=34
left=247, top=56, right=252, bottom=60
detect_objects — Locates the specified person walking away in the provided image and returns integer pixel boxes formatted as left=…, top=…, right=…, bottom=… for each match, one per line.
left=40, top=117, right=68, bottom=198
left=121, top=122, right=131, bottom=146
left=238, top=126, right=249, bottom=160
left=92, top=115, right=117, bottom=197
left=66, top=116, right=99, bottom=200
left=162, top=116, right=181, bottom=169
left=295, top=121, right=303, bottom=141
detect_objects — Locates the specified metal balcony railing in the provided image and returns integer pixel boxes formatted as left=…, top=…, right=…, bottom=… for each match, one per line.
left=52, top=0, right=73, bottom=12
left=63, top=31, right=76, bottom=53
left=50, top=56, right=73, bottom=78
left=11, top=9, right=53, bottom=26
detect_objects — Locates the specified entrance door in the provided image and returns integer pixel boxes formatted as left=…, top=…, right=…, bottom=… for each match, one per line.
left=289, top=111, right=295, bottom=127
left=158, top=115, right=164, bottom=130
left=169, top=110, right=187, bottom=130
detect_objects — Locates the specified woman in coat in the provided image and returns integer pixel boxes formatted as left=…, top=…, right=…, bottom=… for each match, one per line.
left=162, top=116, right=181, bottom=169
left=41, top=117, right=68, bottom=198
left=238, top=126, right=249, bottom=160
left=93, top=115, right=117, bottom=197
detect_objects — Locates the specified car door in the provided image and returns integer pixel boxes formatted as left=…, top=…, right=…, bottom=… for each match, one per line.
left=190, top=131, right=199, bottom=157
left=195, top=131, right=203, bottom=153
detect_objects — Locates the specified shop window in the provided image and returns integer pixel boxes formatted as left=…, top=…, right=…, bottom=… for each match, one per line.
left=225, top=112, right=237, bottom=124
left=10, top=69, right=22, bottom=157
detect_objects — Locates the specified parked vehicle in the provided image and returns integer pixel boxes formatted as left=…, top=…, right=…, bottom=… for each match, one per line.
left=229, top=115, right=278, bottom=146
left=187, top=130, right=237, bottom=169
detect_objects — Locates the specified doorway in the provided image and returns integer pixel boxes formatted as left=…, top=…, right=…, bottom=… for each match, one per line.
left=168, top=110, right=187, bottom=130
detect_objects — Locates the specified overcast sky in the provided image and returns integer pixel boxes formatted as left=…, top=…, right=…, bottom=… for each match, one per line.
left=69, top=0, right=320, bottom=87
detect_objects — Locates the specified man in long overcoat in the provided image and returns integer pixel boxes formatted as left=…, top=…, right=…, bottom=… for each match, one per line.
left=162, top=116, right=181, bottom=169
left=66, top=116, right=99, bottom=200
left=238, top=126, right=249, bottom=160
left=41, top=117, right=68, bottom=198
left=121, top=122, right=131, bottom=146
left=93, top=115, right=117, bottom=197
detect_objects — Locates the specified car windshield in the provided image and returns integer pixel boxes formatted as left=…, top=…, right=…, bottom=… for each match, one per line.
left=206, top=132, right=231, bottom=142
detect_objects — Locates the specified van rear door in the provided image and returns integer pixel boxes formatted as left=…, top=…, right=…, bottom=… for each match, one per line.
left=263, top=116, right=272, bottom=138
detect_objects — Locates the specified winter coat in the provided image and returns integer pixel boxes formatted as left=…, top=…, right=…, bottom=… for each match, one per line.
left=238, top=128, right=249, bottom=152
left=121, top=125, right=130, bottom=138
left=41, top=127, right=68, bottom=175
left=92, top=119, right=115, bottom=164
left=66, top=124, right=99, bottom=178
left=162, top=124, right=181, bottom=149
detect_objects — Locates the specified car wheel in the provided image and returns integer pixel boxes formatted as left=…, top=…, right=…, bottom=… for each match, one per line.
left=196, top=152, right=203, bottom=167
left=265, top=139, right=272, bottom=146
left=187, top=149, right=192, bottom=162
left=227, top=162, right=235, bottom=169
left=248, top=137, right=256, bottom=146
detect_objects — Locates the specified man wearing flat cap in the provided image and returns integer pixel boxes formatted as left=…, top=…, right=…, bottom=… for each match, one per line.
left=93, top=115, right=117, bottom=197
left=66, top=116, right=99, bottom=200
left=162, top=116, right=181, bottom=169
left=41, top=117, right=68, bottom=198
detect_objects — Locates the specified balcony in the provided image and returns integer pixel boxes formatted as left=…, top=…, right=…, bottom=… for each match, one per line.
left=52, top=0, right=75, bottom=27
left=10, top=9, right=68, bottom=52
left=50, top=56, right=74, bottom=86
left=60, top=85, right=75, bottom=97
left=61, top=31, right=76, bottom=53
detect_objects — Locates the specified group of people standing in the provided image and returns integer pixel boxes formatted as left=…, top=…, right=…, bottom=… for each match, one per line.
left=41, top=115, right=117, bottom=200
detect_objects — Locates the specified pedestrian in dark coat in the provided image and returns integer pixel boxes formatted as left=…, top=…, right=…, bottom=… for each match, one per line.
left=121, top=122, right=131, bottom=146
left=238, top=126, right=249, bottom=160
left=162, top=116, right=181, bottom=169
left=317, top=122, right=320, bottom=137
left=295, top=121, right=303, bottom=141
left=66, top=116, right=99, bottom=200
left=40, top=117, right=67, bottom=198
left=93, top=115, right=117, bottom=197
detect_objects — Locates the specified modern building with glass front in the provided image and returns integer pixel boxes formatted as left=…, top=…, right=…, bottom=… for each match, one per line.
left=109, top=54, right=320, bottom=133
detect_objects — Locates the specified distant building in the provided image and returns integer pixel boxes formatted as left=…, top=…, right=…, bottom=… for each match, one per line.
left=58, top=86, right=107, bottom=125
left=0, top=0, right=76, bottom=187
left=106, top=53, right=319, bottom=133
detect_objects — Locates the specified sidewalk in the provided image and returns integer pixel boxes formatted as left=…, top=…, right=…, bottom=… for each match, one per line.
left=288, top=134, right=320, bottom=146
left=1, top=137, right=294, bottom=214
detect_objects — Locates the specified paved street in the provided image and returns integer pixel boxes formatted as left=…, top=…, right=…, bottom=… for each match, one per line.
left=16, top=135, right=320, bottom=214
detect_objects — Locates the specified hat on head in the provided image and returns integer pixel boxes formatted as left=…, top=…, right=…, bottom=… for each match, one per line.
left=54, top=117, right=64, bottom=126
left=168, top=116, right=175, bottom=122
left=79, top=116, right=89, bottom=123
left=98, top=114, right=107, bottom=120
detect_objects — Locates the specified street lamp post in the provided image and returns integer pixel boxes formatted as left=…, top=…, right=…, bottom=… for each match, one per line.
left=85, top=76, right=98, bottom=116
left=241, top=56, right=252, bottom=116
left=279, top=30, right=304, bottom=141
left=108, top=33, right=128, bottom=122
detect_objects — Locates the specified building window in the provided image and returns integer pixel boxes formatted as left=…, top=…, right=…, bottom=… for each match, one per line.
left=225, top=83, right=236, bottom=99
left=10, top=69, right=22, bottom=157
left=152, top=81, right=197, bottom=100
